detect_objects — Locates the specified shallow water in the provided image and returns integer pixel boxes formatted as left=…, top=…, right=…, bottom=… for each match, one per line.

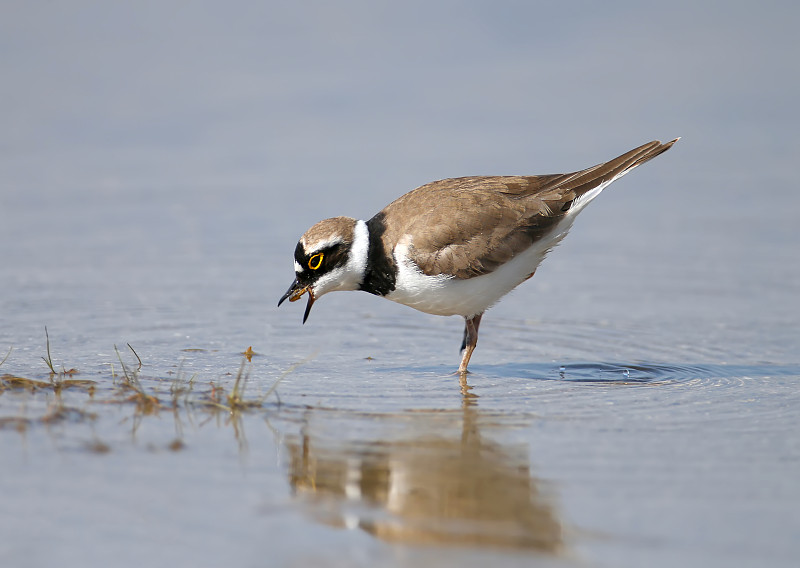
left=2, top=3, right=800, bottom=568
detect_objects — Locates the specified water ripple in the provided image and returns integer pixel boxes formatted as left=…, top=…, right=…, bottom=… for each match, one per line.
left=466, top=360, right=800, bottom=434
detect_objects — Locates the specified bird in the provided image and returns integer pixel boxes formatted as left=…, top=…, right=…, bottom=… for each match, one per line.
left=278, top=139, right=678, bottom=375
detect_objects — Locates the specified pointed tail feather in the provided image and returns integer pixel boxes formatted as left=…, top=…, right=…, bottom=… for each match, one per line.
left=563, top=138, right=679, bottom=198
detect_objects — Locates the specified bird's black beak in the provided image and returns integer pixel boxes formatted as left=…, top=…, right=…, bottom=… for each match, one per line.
left=278, top=279, right=316, bottom=324
left=277, top=279, right=300, bottom=307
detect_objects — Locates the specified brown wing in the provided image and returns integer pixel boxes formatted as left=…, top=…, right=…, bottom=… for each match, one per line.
left=377, top=139, right=677, bottom=279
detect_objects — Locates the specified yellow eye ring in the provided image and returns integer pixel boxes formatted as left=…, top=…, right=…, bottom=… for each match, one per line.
left=308, top=253, right=324, bottom=270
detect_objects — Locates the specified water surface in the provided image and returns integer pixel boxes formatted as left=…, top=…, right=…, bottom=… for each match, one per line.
left=2, top=2, right=799, bottom=567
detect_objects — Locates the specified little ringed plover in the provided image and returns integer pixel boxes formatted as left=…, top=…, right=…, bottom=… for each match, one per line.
left=279, top=139, right=678, bottom=375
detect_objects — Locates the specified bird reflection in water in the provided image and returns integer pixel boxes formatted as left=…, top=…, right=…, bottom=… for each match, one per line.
left=284, top=394, right=563, bottom=553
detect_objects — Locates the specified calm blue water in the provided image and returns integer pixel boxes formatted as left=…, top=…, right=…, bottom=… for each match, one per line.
left=1, top=2, right=798, bottom=567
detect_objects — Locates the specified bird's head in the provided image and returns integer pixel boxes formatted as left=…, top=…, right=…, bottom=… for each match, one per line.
left=278, top=217, right=369, bottom=323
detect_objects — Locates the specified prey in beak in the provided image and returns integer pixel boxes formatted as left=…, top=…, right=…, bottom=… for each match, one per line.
left=278, top=279, right=316, bottom=324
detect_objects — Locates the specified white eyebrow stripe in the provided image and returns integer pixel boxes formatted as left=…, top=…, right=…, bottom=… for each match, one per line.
left=304, top=236, right=344, bottom=255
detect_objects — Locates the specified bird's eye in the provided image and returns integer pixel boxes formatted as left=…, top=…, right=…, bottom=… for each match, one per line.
left=308, top=253, right=324, bottom=270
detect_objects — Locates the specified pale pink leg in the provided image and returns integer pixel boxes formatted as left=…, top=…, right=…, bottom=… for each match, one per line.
left=458, top=313, right=483, bottom=375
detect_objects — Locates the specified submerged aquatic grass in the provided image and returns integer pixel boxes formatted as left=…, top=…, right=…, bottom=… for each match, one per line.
left=0, top=330, right=309, bottom=449
left=1, top=372, right=98, bottom=433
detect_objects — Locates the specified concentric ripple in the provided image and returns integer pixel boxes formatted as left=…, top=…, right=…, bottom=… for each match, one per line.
left=552, top=361, right=716, bottom=385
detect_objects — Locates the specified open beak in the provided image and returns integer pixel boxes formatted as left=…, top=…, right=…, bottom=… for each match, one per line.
left=278, top=279, right=316, bottom=324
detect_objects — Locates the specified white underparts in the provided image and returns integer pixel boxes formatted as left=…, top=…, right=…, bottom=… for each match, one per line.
left=387, top=236, right=561, bottom=317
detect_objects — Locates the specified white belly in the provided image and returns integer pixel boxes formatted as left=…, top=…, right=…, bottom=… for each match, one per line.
left=386, top=219, right=575, bottom=317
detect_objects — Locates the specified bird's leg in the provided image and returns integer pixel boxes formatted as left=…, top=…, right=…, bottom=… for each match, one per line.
left=458, top=313, right=483, bottom=375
